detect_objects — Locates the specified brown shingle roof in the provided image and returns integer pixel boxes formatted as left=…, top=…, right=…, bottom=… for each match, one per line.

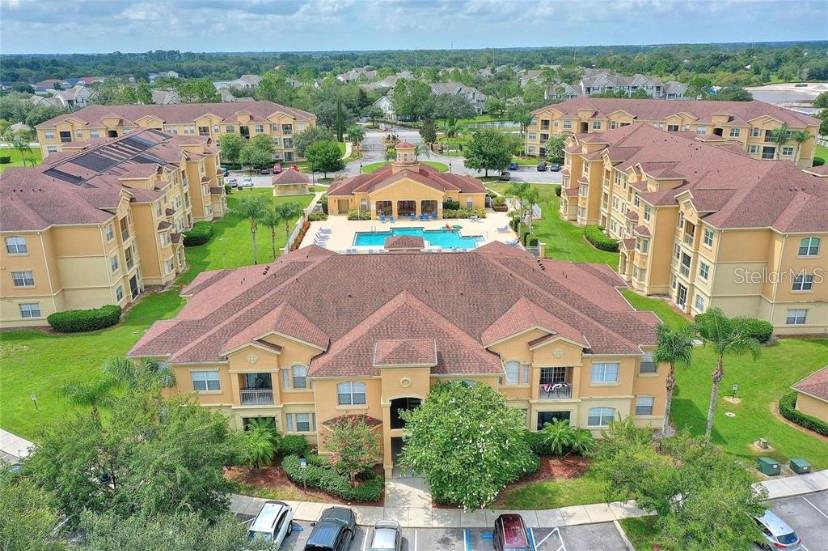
left=792, top=366, right=828, bottom=403
left=384, top=236, right=425, bottom=250
left=328, top=163, right=485, bottom=197
left=272, top=168, right=310, bottom=185
left=130, top=242, right=659, bottom=376
left=373, top=338, right=437, bottom=367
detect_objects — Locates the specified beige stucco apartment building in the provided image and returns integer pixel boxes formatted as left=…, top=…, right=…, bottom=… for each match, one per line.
left=129, top=243, right=668, bottom=477
left=526, top=97, right=820, bottom=168
left=560, top=123, right=828, bottom=335
left=327, top=142, right=486, bottom=219
left=0, top=129, right=225, bottom=328
left=36, top=101, right=316, bottom=163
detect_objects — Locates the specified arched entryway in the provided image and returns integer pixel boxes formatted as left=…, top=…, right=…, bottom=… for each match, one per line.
left=390, top=397, right=421, bottom=429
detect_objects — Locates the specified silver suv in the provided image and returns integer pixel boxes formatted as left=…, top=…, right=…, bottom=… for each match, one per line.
left=754, top=510, right=802, bottom=550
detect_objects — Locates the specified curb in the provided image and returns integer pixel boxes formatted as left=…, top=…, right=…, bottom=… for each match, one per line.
left=613, top=519, right=637, bottom=551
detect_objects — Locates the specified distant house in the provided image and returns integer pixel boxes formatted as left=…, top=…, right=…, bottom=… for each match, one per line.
left=578, top=69, right=686, bottom=99
left=148, top=71, right=180, bottom=83
left=545, top=83, right=580, bottom=101
left=34, top=78, right=67, bottom=91
left=519, top=69, right=545, bottom=87
left=52, top=85, right=94, bottom=109
left=430, top=82, right=487, bottom=114
left=337, top=67, right=377, bottom=83
left=362, top=71, right=414, bottom=92
left=152, top=89, right=180, bottom=105
left=75, top=76, right=106, bottom=87
left=9, top=122, right=32, bottom=135
left=218, top=88, right=255, bottom=103
left=29, top=94, right=65, bottom=109
left=373, top=95, right=396, bottom=121
left=235, top=74, right=262, bottom=89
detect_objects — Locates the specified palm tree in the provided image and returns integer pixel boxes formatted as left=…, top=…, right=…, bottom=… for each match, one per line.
left=260, top=204, right=281, bottom=260
left=522, top=186, right=541, bottom=232
left=11, top=132, right=32, bottom=167
left=242, top=426, right=277, bottom=470
left=695, top=308, right=761, bottom=440
left=274, top=201, right=304, bottom=249
left=654, top=324, right=696, bottom=435
left=506, top=182, right=531, bottom=229
left=538, top=418, right=574, bottom=456
left=62, top=378, right=116, bottom=423
left=789, top=129, right=811, bottom=164
left=232, top=194, right=269, bottom=264
left=767, top=123, right=790, bottom=160
left=102, top=357, right=175, bottom=390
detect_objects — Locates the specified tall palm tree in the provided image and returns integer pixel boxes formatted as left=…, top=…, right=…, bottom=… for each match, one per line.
left=274, top=201, right=303, bottom=249
left=103, top=357, right=175, bottom=390
left=654, top=324, right=695, bottom=435
left=232, top=194, right=269, bottom=264
left=62, top=378, right=116, bottom=423
left=767, top=123, right=790, bottom=160
left=260, top=204, right=281, bottom=260
left=695, top=308, right=761, bottom=440
left=789, top=129, right=811, bottom=164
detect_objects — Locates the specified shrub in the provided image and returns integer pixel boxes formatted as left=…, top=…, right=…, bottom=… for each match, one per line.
left=279, top=435, right=309, bottom=456
left=307, top=212, right=328, bottom=222
left=281, top=454, right=383, bottom=502
left=492, top=195, right=506, bottom=206
left=442, top=208, right=486, bottom=219
left=555, top=186, right=562, bottom=197
left=584, top=225, right=619, bottom=252
left=347, top=209, right=371, bottom=220
left=183, top=221, right=213, bottom=247
left=224, top=184, right=232, bottom=194
left=0, top=156, right=11, bottom=164
left=779, top=392, right=828, bottom=436
left=528, top=236, right=539, bottom=247
left=47, top=305, right=122, bottom=333
left=732, top=317, right=774, bottom=343
left=443, top=199, right=460, bottom=210
left=320, top=195, right=328, bottom=215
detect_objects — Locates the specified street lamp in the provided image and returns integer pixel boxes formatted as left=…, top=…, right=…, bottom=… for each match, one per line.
left=448, top=161, right=452, bottom=174
left=30, top=393, right=38, bottom=411
left=359, top=162, right=363, bottom=174
left=731, top=383, right=739, bottom=397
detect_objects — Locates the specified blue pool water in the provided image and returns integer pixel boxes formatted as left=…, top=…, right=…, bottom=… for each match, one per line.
left=353, top=227, right=482, bottom=249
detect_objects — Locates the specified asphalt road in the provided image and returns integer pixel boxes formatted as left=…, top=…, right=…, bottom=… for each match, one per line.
left=767, top=489, right=828, bottom=551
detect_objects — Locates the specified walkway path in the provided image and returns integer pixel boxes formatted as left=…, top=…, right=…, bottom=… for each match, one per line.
left=757, top=468, right=828, bottom=500
left=0, top=428, right=33, bottom=464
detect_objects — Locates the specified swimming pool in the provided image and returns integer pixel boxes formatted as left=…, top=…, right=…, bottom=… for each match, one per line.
left=353, top=227, right=482, bottom=249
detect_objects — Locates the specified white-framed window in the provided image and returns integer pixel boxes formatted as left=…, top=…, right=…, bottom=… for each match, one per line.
left=116, top=286, right=124, bottom=302
left=563, top=119, right=572, bottom=130
left=633, top=194, right=640, bottom=207
left=286, top=413, right=315, bottom=433
left=47, top=146, right=58, bottom=153
left=799, top=237, right=820, bottom=257
left=527, top=132, right=537, bottom=141
left=90, top=130, right=100, bottom=139
left=694, top=294, right=706, bottom=313
left=729, top=128, right=741, bottom=138
left=592, top=121, right=601, bottom=130
left=286, top=364, right=307, bottom=389
left=11, top=271, right=34, bottom=287
left=337, top=382, right=366, bottom=405
left=105, top=224, right=114, bottom=241
left=255, top=124, right=264, bottom=133
left=160, top=232, right=171, bottom=246
left=782, top=146, right=794, bottom=157
left=271, top=124, right=280, bottom=133
left=677, top=212, right=684, bottom=228
left=110, top=255, right=119, bottom=272
left=635, top=396, right=655, bottom=416
left=74, top=129, right=83, bottom=138
left=44, top=131, right=55, bottom=140
left=636, top=238, right=650, bottom=253
left=591, top=362, right=619, bottom=384
left=748, top=145, right=759, bottom=154
left=191, top=370, right=220, bottom=391
left=703, top=228, right=714, bottom=248
left=19, top=303, right=41, bottom=319
left=698, top=261, right=710, bottom=281
left=504, top=361, right=530, bottom=385
left=5, top=236, right=28, bottom=255
left=751, top=127, right=761, bottom=137
left=639, top=353, right=657, bottom=374
left=164, top=260, right=174, bottom=274
left=786, top=309, right=807, bottom=325
left=587, top=407, right=615, bottom=427
left=643, top=205, right=651, bottom=222
left=792, top=274, right=814, bottom=292
left=696, top=127, right=706, bottom=135
left=225, top=125, right=234, bottom=133
left=674, top=244, right=681, bottom=260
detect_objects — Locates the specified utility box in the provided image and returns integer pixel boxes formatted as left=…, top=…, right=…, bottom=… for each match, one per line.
left=790, top=458, right=811, bottom=474
left=757, top=457, right=781, bottom=476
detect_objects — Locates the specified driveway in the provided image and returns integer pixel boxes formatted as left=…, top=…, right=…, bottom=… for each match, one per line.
left=767, top=489, right=828, bottom=551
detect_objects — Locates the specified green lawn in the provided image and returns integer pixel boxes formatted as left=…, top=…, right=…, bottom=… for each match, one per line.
left=621, top=289, right=691, bottom=331
left=361, top=160, right=448, bottom=174
left=0, top=147, right=42, bottom=173
left=815, top=144, right=827, bottom=166
left=0, top=189, right=312, bottom=439
left=619, top=517, right=659, bottom=551
left=494, top=468, right=607, bottom=509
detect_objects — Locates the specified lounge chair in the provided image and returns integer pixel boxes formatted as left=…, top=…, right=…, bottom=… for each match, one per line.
left=390, top=215, right=395, bottom=223
left=318, top=226, right=332, bottom=234
left=379, top=213, right=386, bottom=222
left=505, top=238, right=519, bottom=246
left=497, top=224, right=509, bottom=233
left=470, top=214, right=479, bottom=222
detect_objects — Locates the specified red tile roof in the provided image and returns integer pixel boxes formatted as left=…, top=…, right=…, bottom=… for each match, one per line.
left=129, top=242, right=659, bottom=377
left=272, top=168, right=310, bottom=185
left=328, top=163, right=485, bottom=196
left=792, top=366, right=828, bottom=403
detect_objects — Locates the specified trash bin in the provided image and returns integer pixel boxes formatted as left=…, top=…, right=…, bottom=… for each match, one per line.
left=757, top=457, right=781, bottom=476
left=790, top=458, right=811, bottom=474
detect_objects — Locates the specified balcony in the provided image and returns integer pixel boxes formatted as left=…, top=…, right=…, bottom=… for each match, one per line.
left=679, top=263, right=691, bottom=277
left=538, top=383, right=573, bottom=400
left=683, top=233, right=695, bottom=246
left=240, top=388, right=274, bottom=406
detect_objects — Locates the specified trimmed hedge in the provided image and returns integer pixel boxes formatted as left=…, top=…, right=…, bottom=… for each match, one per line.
left=282, top=454, right=383, bottom=502
left=280, top=434, right=309, bottom=457
left=183, top=221, right=213, bottom=247
left=0, top=156, right=11, bottom=164
left=442, top=199, right=460, bottom=210
left=779, top=392, right=828, bottom=436
left=47, top=305, right=122, bottom=333
left=554, top=186, right=562, bottom=197
left=347, top=209, right=371, bottom=220
left=584, top=225, right=619, bottom=252
left=443, top=208, right=486, bottom=219
left=733, top=317, right=774, bottom=343
left=307, top=212, right=328, bottom=222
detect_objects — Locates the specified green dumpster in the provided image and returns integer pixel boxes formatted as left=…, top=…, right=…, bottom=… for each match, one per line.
left=757, top=457, right=780, bottom=476
left=790, top=458, right=811, bottom=474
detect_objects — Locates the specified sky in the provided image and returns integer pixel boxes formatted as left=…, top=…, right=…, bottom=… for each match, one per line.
left=0, top=0, right=826, bottom=55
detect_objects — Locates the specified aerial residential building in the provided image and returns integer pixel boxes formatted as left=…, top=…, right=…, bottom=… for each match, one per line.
left=0, top=129, right=225, bottom=328
left=578, top=69, right=686, bottom=99
left=326, top=142, right=486, bottom=218
left=372, top=95, right=396, bottom=121
left=560, top=123, right=828, bottom=334
left=336, top=67, right=378, bottom=83
left=151, top=89, right=180, bottom=105
left=430, top=82, right=487, bottom=114
left=129, top=241, right=668, bottom=477
left=526, top=97, right=820, bottom=167
left=36, top=101, right=316, bottom=163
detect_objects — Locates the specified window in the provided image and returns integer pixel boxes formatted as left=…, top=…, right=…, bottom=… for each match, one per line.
left=504, top=361, right=530, bottom=385
left=799, top=237, right=820, bottom=257
left=44, top=131, right=55, bottom=140
left=116, top=286, right=124, bottom=302
left=786, top=309, right=807, bottom=325
left=537, top=411, right=570, bottom=430
left=225, top=125, right=234, bottom=133
left=696, top=127, right=707, bottom=135
left=291, top=365, right=307, bottom=389
left=255, top=124, right=264, bottom=133
left=286, top=413, right=315, bottom=433
left=591, top=362, right=619, bottom=384
left=729, top=128, right=741, bottom=138
left=587, top=407, right=615, bottom=427
left=751, top=127, right=761, bottom=137
left=698, top=261, right=710, bottom=281
left=19, top=303, right=41, bottom=319
left=46, top=146, right=58, bottom=153
left=792, top=274, right=814, bottom=292
left=74, top=129, right=83, bottom=138
left=337, top=382, right=366, bottom=405
left=563, top=119, right=572, bottom=130
left=635, top=396, right=655, bottom=416
left=643, top=205, right=651, bottom=222
left=639, top=353, right=657, bottom=374
left=281, top=124, right=293, bottom=134
left=198, top=126, right=209, bottom=136
left=105, top=223, right=114, bottom=241
left=191, top=370, right=220, bottom=391
left=667, top=124, right=679, bottom=132
left=782, top=146, right=794, bottom=157
left=164, top=260, right=174, bottom=274
left=636, top=238, right=650, bottom=253
left=110, top=255, right=119, bottom=272
left=11, top=271, right=34, bottom=287
left=5, top=236, right=27, bottom=255
left=90, top=130, right=100, bottom=138
left=703, top=228, right=714, bottom=248
left=677, top=212, right=684, bottom=228
left=748, top=144, right=759, bottom=154
left=592, top=121, right=601, bottom=130
left=694, top=294, right=706, bottom=312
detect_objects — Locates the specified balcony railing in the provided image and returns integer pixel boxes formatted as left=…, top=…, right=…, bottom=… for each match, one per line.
left=683, top=233, right=694, bottom=246
left=679, top=264, right=691, bottom=277
left=240, top=388, right=274, bottom=406
left=538, top=383, right=573, bottom=400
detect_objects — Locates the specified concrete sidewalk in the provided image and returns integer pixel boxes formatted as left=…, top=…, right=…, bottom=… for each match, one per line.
left=756, top=469, right=828, bottom=500
left=0, top=428, right=34, bottom=464
left=229, top=493, right=649, bottom=529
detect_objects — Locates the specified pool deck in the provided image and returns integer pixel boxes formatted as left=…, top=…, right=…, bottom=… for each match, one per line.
left=299, top=211, right=518, bottom=253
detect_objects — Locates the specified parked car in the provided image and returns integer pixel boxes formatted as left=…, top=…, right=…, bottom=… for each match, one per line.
left=240, top=177, right=254, bottom=188
left=536, top=162, right=547, bottom=172
left=303, top=507, right=356, bottom=551
left=260, top=168, right=272, bottom=175
left=220, top=168, right=230, bottom=177
left=754, top=510, right=802, bottom=550
left=369, top=519, right=402, bottom=551
left=493, top=514, right=532, bottom=551
left=225, top=177, right=238, bottom=188
left=273, top=163, right=283, bottom=174
left=499, top=171, right=511, bottom=181
left=549, top=163, right=561, bottom=172
left=508, top=162, right=519, bottom=171
left=247, top=500, right=294, bottom=549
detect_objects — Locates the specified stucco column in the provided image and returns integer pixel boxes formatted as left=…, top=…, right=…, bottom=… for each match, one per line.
left=229, top=373, right=241, bottom=407
left=415, top=201, right=421, bottom=217
left=392, top=201, right=398, bottom=218
left=381, top=401, right=393, bottom=479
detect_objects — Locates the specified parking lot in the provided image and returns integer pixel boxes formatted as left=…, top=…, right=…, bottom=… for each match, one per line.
left=240, top=516, right=629, bottom=550
left=767, top=489, right=828, bottom=551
